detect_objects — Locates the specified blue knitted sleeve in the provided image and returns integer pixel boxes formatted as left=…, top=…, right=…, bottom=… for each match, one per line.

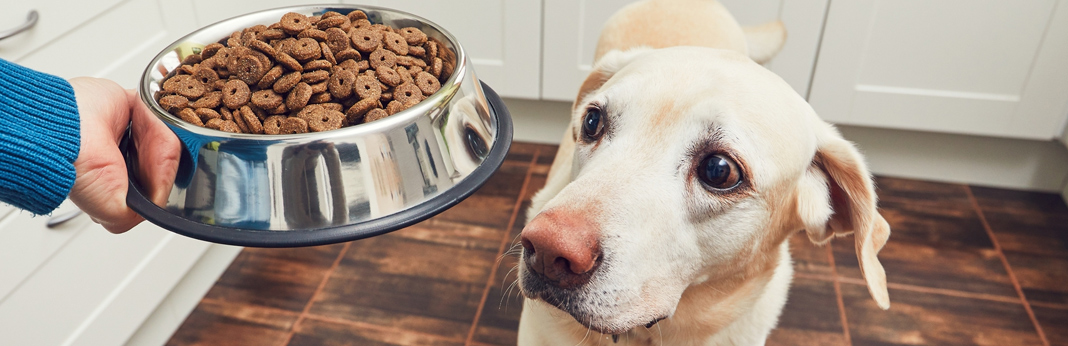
left=0, top=59, right=80, bottom=215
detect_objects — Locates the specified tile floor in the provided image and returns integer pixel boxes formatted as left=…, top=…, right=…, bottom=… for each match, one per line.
left=166, top=142, right=1068, bottom=346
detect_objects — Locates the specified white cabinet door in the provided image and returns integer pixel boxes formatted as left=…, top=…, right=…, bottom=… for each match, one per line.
left=2, top=0, right=201, bottom=88
left=342, top=0, right=542, bottom=99
left=808, top=0, right=1068, bottom=140
left=541, top=0, right=826, bottom=102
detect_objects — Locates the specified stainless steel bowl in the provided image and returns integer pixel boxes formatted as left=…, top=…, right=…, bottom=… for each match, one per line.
left=127, top=4, right=512, bottom=247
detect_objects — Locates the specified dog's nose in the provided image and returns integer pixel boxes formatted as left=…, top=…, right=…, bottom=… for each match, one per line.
left=520, top=210, right=601, bottom=289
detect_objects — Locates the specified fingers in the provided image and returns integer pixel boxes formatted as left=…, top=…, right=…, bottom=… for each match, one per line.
left=69, top=78, right=144, bottom=234
left=128, top=89, right=180, bottom=207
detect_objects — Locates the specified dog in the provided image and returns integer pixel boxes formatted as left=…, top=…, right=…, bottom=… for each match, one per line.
left=515, top=0, right=891, bottom=345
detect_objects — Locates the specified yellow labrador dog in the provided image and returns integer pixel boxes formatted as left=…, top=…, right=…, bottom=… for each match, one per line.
left=516, top=0, right=891, bottom=345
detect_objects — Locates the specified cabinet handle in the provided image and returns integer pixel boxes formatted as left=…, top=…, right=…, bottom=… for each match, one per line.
left=0, top=10, right=39, bottom=42
left=47, top=209, right=82, bottom=228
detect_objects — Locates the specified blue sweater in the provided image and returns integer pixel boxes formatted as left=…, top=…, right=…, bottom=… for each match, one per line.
left=0, top=59, right=80, bottom=215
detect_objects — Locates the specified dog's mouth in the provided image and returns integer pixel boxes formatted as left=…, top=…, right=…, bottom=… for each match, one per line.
left=520, top=270, right=669, bottom=335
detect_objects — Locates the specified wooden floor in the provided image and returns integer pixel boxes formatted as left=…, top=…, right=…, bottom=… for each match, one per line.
left=166, top=142, right=1068, bottom=346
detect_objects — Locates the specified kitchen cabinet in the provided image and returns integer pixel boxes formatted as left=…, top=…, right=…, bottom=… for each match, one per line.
left=0, top=0, right=223, bottom=345
left=808, top=0, right=1068, bottom=140
left=540, top=0, right=829, bottom=101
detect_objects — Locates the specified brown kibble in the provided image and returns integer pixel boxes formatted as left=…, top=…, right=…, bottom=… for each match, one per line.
left=249, top=39, right=277, bottom=57
left=257, top=65, right=284, bottom=89
left=201, top=43, right=225, bottom=59
left=262, top=115, right=285, bottom=135
left=205, top=118, right=241, bottom=133
left=239, top=106, right=265, bottom=134
left=352, top=19, right=372, bottom=30
left=288, top=38, right=322, bottom=61
left=333, top=59, right=360, bottom=75
left=385, top=100, right=403, bottom=115
left=222, top=79, right=251, bottom=109
left=369, top=49, right=397, bottom=70
left=158, top=10, right=459, bottom=131
left=257, top=28, right=286, bottom=41
left=316, top=15, right=348, bottom=30
left=415, top=71, right=441, bottom=95
left=397, top=66, right=414, bottom=84
left=281, top=117, right=309, bottom=134
left=309, top=92, right=332, bottom=104
left=273, top=71, right=302, bottom=93
left=195, top=108, right=222, bottom=121
left=345, top=97, right=379, bottom=124
left=159, top=95, right=189, bottom=112
left=328, top=70, right=356, bottom=99
left=273, top=51, right=303, bottom=72
left=364, top=108, right=389, bottom=123
left=325, top=27, right=350, bottom=53
left=320, top=103, right=343, bottom=112
left=424, top=41, right=438, bottom=60
left=319, top=42, right=336, bottom=65
left=251, top=89, right=283, bottom=109
left=397, top=55, right=426, bottom=68
left=310, top=81, right=329, bottom=94
left=383, top=31, right=409, bottom=55
left=351, top=29, right=383, bottom=53
left=280, top=12, right=311, bottom=34
left=376, top=67, right=402, bottom=87
left=393, top=83, right=424, bottom=104
left=399, top=27, right=428, bottom=45
left=233, top=54, right=266, bottom=85
left=303, top=59, right=332, bottom=71
left=193, top=67, right=219, bottom=85
left=430, top=57, right=443, bottom=78
left=408, top=45, right=426, bottom=57
left=178, top=108, right=204, bottom=126
left=297, top=28, right=328, bottom=41
left=183, top=53, right=203, bottom=66
left=220, top=107, right=234, bottom=121
left=300, top=106, right=344, bottom=132
left=347, top=10, right=368, bottom=22
left=286, top=82, right=313, bottom=110
left=191, top=91, right=222, bottom=109
left=302, top=69, right=330, bottom=83
left=335, top=48, right=361, bottom=62
left=354, top=74, right=381, bottom=100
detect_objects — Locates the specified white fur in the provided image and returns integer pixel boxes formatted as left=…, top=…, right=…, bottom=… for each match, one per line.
left=515, top=1, right=889, bottom=345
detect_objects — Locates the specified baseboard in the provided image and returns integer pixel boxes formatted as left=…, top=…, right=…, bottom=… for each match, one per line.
left=122, top=244, right=242, bottom=346
left=503, top=98, right=1068, bottom=192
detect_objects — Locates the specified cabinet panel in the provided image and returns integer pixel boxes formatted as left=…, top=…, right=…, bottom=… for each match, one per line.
left=9, top=0, right=200, bottom=88
left=191, top=0, right=340, bottom=26
left=0, top=200, right=90, bottom=304
left=542, top=0, right=823, bottom=102
left=809, top=0, right=1068, bottom=140
left=344, top=0, right=542, bottom=99
left=0, top=222, right=208, bottom=346
left=0, top=0, right=124, bottom=61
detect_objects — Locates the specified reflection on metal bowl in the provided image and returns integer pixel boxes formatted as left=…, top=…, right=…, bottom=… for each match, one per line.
left=127, top=4, right=512, bottom=247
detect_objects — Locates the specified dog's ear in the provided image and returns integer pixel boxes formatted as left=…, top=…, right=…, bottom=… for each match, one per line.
left=796, top=126, right=891, bottom=310
left=575, top=48, right=651, bottom=110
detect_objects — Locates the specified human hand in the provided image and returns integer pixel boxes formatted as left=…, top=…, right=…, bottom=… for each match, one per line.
left=68, top=77, right=180, bottom=233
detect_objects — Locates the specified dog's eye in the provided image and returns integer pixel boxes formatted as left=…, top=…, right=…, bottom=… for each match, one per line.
left=698, top=154, right=742, bottom=190
left=581, top=107, right=605, bottom=141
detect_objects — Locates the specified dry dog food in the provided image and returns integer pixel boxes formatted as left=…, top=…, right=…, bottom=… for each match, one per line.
left=155, top=10, right=456, bottom=134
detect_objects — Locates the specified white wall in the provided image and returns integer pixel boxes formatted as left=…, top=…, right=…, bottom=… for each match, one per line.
left=503, top=98, right=1068, bottom=193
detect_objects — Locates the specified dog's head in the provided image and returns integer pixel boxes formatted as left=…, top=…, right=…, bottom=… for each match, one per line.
left=518, top=47, right=890, bottom=334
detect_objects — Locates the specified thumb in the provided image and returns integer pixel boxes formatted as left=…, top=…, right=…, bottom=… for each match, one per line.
left=128, top=89, right=180, bottom=207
